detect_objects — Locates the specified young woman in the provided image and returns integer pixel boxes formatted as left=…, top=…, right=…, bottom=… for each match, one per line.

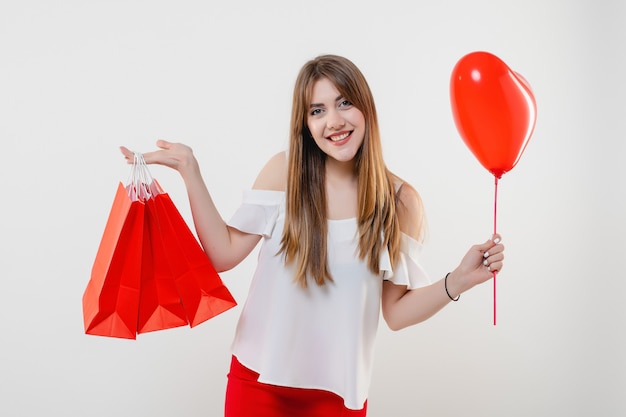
left=121, top=54, right=504, bottom=417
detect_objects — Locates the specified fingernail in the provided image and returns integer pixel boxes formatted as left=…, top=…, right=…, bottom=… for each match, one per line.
left=483, top=251, right=489, bottom=258
left=493, top=237, right=501, bottom=244
left=483, top=259, right=489, bottom=266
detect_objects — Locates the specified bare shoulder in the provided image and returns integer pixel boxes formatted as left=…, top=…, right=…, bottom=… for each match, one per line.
left=396, top=181, right=422, bottom=211
left=395, top=179, right=426, bottom=240
left=252, top=151, right=288, bottom=191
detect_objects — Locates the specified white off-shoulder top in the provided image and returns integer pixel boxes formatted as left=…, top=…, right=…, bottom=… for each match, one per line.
left=227, top=189, right=431, bottom=410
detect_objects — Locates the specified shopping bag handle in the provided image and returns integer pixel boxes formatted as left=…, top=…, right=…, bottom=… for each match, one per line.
left=125, top=152, right=163, bottom=201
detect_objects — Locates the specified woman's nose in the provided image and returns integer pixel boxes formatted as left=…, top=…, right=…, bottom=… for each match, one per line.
left=326, top=110, right=345, bottom=130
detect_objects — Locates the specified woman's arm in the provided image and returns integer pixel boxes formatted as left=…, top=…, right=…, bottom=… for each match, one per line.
left=121, top=140, right=262, bottom=272
left=381, top=184, right=504, bottom=331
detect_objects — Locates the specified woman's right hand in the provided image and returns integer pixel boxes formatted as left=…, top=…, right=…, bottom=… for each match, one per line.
left=120, top=140, right=200, bottom=178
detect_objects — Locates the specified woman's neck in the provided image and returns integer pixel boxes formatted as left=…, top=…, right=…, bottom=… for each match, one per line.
left=325, top=158, right=358, bottom=220
left=325, top=157, right=357, bottom=182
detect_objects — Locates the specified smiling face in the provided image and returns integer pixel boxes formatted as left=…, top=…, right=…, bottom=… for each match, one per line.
left=306, top=77, right=366, bottom=166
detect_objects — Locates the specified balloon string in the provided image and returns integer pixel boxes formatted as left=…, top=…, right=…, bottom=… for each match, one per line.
left=493, top=176, right=499, bottom=326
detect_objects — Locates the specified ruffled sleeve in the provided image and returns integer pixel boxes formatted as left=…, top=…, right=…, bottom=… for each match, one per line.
left=227, top=189, right=284, bottom=238
left=380, top=233, right=431, bottom=290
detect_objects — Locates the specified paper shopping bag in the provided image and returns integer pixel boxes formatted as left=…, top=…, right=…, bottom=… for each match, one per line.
left=82, top=182, right=145, bottom=339
left=152, top=190, right=237, bottom=327
left=136, top=194, right=189, bottom=334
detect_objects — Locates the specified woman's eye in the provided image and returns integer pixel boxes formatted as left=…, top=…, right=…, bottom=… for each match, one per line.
left=339, top=100, right=352, bottom=108
left=310, top=108, right=322, bottom=116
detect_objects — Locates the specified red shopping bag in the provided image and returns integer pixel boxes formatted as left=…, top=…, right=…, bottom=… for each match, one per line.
left=82, top=182, right=145, bottom=339
left=84, top=152, right=236, bottom=338
left=136, top=193, right=189, bottom=334
left=151, top=189, right=237, bottom=327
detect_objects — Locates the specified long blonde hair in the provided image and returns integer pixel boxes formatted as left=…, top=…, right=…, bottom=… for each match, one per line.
left=280, top=54, right=402, bottom=287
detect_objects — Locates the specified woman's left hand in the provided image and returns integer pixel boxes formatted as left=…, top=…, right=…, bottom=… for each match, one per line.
left=448, top=234, right=505, bottom=295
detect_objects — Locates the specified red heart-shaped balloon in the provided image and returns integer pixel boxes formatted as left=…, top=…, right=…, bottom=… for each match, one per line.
left=450, top=51, right=537, bottom=179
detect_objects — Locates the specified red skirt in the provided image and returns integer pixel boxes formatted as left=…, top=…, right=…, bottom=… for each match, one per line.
left=225, top=355, right=368, bottom=417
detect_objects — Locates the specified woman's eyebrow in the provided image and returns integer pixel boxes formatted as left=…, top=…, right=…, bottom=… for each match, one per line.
left=309, top=95, right=344, bottom=108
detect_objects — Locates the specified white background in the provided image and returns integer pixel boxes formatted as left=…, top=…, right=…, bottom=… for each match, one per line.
left=1, top=1, right=624, bottom=416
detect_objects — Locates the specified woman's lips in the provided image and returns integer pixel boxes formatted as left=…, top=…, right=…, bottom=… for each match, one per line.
left=327, top=131, right=351, bottom=143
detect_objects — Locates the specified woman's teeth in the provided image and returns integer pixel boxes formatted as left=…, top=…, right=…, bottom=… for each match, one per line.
left=329, top=132, right=349, bottom=142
